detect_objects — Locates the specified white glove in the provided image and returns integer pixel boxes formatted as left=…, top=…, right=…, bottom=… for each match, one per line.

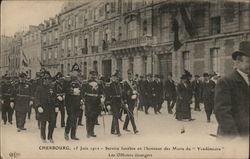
left=100, top=97, right=105, bottom=103
left=1, top=100, right=4, bottom=104
left=107, top=105, right=111, bottom=111
left=80, top=99, right=84, bottom=105
left=29, top=101, right=33, bottom=106
left=62, top=95, right=65, bottom=99
left=133, top=90, right=137, bottom=94
left=80, top=104, right=85, bottom=110
left=55, top=107, right=59, bottom=112
left=131, top=94, right=137, bottom=99
left=38, top=107, right=44, bottom=113
left=10, top=102, right=14, bottom=108
left=57, top=96, right=63, bottom=101
left=125, top=104, right=128, bottom=109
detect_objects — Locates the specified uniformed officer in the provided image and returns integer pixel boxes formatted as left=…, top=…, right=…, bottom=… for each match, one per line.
left=122, top=70, right=139, bottom=134
left=13, top=72, right=34, bottom=132
left=54, top=72, right=66, bottom=128
left=106, top=72, right=123, bottom=136
left=82, top=70, right=104, bottom=138
left=64, top=63, right=82, bottom=140
left=36, top=71, right=59, bottom=143
left=27, top=79, right=37, bottom=120
left=1, top=74, right=14, bottom=125
left=202, top=73, right=216, bottom=122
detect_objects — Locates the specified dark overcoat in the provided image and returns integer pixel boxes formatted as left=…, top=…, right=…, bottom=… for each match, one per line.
left=214, top=70, right=249, bottom=137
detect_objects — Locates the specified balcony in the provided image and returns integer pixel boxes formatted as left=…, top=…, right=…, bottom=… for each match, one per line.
left=91, top=46, right=99, bottom=53
left=109, top=36, right=153, bottom=51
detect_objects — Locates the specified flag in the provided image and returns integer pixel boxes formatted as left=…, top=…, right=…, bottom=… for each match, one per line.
left=171, top=18, right=183, bottom=51
left=180, top=4, right=197, bottom=37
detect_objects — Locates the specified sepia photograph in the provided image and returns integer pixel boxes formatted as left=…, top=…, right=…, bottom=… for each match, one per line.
left=0, top=0, right=249, bottom=158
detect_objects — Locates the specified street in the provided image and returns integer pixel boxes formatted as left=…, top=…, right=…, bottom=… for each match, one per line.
left=1, top=102, right=248, bottom=159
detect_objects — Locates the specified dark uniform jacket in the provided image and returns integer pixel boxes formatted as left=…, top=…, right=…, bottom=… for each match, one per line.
left=214, top=70, right=249, bottom=137
left=154, top=80, right=164, bottom=104
left=106, top=81, right=124, bottom=118
left=13, top=81, right=32, bottom=113
left=145, top=80, right=157, bottom=106
left=82, top=79, right=103, bottom=117
left=1, top=81, right=15, bottom=107
left=35, top=84, right=58, bottom=121
left=64, top=79, right=82, bottom=114
left=165, top=79, right=177, bottom=101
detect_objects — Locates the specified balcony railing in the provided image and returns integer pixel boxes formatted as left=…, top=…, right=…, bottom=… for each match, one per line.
left=91, top=46, right=99, bottom=53
left=109, top=36, right=153, bottom=50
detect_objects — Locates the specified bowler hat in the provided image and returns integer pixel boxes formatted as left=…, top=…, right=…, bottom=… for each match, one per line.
left=19, top=72, right=27, bottom=78
left=232, top=41, right=250, bottom=60
left=89, top=70, right=97, bottom=75
left=203, top=73, right=209, bottom=77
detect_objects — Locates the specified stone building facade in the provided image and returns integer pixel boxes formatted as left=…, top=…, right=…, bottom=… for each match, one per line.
left=0, top=36, right=12, bottom=77
left=41, top=16, right=60, bottom=76
left=57, top=0, right=250, bottom=81
left=22, top=25, right=42, bottom=78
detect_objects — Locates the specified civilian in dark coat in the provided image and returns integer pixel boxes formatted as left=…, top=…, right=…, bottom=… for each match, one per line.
left=176, top=75, right=193, bottom=121
left=165, top=73, right=177, bottom=114
left=137, top=76, right=146, bottom=111
left=191, top=75, right=202, bottom=111
left=36, top=71, right=58, bottom=143
left=202, top=73, right=216, bottom=122
left=144, top=74, right=158, bottom=114
left=214, top=41, right=249, bottom=138
left=154, top=75, right=164, bottom=113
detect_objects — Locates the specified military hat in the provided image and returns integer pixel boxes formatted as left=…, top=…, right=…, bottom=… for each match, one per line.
left=139, top=75, right=144, bottom=78
left=203, top=73, right=209, bottom=77
left=19, top=72, right=27, bottom=78
left=184, top=70, right=192, bottom=77
left=232, top=41, right=250, bottom=60
left=71, top=63, right=81, bottom=72
left=194, top=75, right=200, bottom=78
left=55, top=72, right=63, bottom=79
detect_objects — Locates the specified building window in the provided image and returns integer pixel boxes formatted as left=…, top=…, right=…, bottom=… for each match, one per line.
left=127, top=20, right=137, bottom=39
left=239, top=2, right=249, bottom=31
left=210, top=48, right=220, bottom=74
left=143, top=20, right=147, bottom=35
left=224, top=2, right=235, bottom=23
left=74, top=36, right=79, bottom=48
left=93, top=61, right=98, bottom=72
left=54, top=48, right=58, bottom=59
left=83, top=62, right=87, bottom=79
left=75, top=15, right=79, bottom=27
left=43, top=50, right=46, bottom=61
left=161, top=12, right=170, bottom=42
left=54, top=30, right=58, bottom=40
left=183, top=51, right=190, bottom=71
left=129, top=57, right=134, bottom=73
left=68, top=38, right=72, bottom=51
left=61, top=39, right=65, bottom=50
left=191, top=3, right=205, bottom=28
left=48, top=49, right=52, bottom=59
left=143, top=56, right=147, bottom=75
left=93, top=31, right=99, bottom=46
left=210, top=16, right=221, bottom=35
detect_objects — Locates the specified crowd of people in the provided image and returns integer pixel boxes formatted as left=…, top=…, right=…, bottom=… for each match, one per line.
left=0, top=41, right=249, bottom=143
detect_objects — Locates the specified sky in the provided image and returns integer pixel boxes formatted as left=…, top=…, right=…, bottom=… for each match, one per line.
left=1, top=0, right=65, bottom=36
